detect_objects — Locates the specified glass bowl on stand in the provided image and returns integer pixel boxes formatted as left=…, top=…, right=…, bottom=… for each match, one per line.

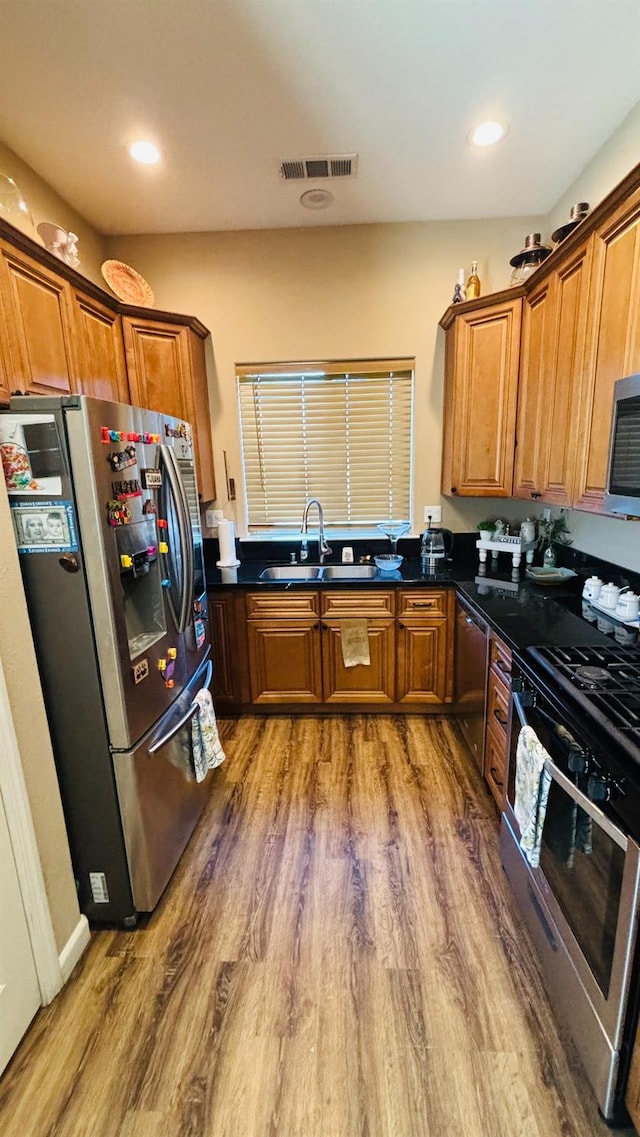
left=376, top=520, right=409, bottom=556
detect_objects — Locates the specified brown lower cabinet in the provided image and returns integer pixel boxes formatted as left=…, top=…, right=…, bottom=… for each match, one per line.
left=208, top=585, right=455, bottom=710
left=483, top=634, right=512, bottom=809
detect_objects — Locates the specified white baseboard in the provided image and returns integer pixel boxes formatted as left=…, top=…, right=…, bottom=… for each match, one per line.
left=58, top=915, right=91, bottom=985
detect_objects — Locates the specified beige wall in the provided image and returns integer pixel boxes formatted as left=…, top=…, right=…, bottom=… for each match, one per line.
left=106, top=106, right=640, bottom=572
left=106, top=215, right=541, bottom=539
left=0, top=484, right=80, bottom=950
left=0, top=140, right=107, bottom=287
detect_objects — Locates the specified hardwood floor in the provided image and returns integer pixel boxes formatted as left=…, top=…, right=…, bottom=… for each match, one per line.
left=0, top=715, right=634, bottom=1137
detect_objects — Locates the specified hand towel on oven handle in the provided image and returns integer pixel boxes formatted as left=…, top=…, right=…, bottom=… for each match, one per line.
left=191, top=688, right=226, bottom=782
left=514, top=725, right=552, bottom=867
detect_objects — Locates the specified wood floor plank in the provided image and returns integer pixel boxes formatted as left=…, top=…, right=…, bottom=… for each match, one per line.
left=0, top=713, right=635, bottom=1137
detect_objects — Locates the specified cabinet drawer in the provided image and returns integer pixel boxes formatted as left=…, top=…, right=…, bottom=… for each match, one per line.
left=321, top=590, right=395, bottom=618
left=484, top=720, right=508, bottom=810
left=487, top=671, right=510, bottom=740
left=490, top=636, right=512, bottom=682
left=397, top=589, right=450, bottom=619
left=246, top=591, right=320, bottom=619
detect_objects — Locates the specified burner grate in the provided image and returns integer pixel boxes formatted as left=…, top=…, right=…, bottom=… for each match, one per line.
left=528, top=644, right=640, bottom=765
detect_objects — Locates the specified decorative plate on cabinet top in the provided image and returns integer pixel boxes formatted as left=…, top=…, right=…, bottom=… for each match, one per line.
left=101, top=260, right=154, bottom=307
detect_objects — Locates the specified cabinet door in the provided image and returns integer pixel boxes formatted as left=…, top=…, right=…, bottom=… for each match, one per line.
left=0, top=240, right=76, bottom=396
left=123, top=316, right=189, bottom=420
left=513, top=278, right=552, bottom=499
left=184, top=334, right=216, bottom=502
left=396, top=618, right=451, bottom=703
left=484, top=720, right=507, bottom=810
left=321, top=617, right=395, bottom=704
left=208, top=589, right=249, bottom=706
left=575, top=191, right=640, bottom=512
left=247, top=619, right=322, bottom=703
left=441, top=297, right=521, bottom=497
left=539, top=243, right=592, bottom=507
left=123, top=317, right=215, bottom=501
left=70, top=288, right=129, bottom=403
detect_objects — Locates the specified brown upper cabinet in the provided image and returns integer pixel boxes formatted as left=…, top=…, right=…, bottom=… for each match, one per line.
left=441, top=291, right=523, bottom=497
left=0, top=218, right=216, bottom=501
left=441, top=162, right=640, bottom=514
left=0, top=237, right=77, bottom=397
left=513, top=239, right=592, bottom=505
left=69, top=286, right=129, bottom=404
left=574, top=185, right=640, bottom=512
left=122, top=316, right=215, bottom=501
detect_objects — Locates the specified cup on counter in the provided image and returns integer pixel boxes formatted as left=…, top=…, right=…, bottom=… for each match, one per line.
left=615, top=591, right=640, bottom=621
left=582, top=575, right=603, bottom=602
left=599, top=582, right=621, bottom=610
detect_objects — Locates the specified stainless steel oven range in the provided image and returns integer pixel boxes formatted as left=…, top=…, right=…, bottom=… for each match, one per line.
left=501, top=642, right=640, bottom=1123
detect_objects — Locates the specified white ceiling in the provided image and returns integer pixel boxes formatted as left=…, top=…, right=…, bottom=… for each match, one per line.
left=1, top=0, right=639, bottom=236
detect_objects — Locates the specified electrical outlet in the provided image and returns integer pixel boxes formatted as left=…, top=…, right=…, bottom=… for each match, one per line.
left=424, top=505, right=442, bottom=525
left=204, top=509, right=224, bottom=528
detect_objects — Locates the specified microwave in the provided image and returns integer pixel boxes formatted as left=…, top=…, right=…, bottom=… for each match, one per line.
left=604, top=373, right=640, bottom=514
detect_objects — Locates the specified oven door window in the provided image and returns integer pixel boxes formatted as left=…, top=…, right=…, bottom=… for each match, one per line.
left=539, top=777, right=625, bottom=999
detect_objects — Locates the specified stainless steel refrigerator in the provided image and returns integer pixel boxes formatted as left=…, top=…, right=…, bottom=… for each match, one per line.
left=1, top=394, right=213, bottom=925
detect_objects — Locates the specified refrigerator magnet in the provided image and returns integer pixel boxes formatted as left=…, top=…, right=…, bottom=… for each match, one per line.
left=11, top=499, right=78, bottom=554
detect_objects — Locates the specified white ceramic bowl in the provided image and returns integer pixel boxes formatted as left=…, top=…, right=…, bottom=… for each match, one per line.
left=374, top=554, right=403, bottom=572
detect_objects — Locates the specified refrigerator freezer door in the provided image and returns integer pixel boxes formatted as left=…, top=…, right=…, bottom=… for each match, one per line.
left=112, top=654, right=215, bottom=913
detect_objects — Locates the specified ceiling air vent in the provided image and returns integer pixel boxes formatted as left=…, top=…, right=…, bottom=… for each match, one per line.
left=279, top=154, right=358, bottom=181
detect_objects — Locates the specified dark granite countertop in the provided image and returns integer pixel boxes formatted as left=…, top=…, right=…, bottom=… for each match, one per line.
left=204, top=537, right=638, bottom=659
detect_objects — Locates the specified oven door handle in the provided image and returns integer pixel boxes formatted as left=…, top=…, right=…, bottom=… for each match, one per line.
left=512, top=691, right=628, bottom=849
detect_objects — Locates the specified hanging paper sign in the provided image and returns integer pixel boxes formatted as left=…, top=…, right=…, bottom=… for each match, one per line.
left=141, top=467, right=162, bottom=489
left=10, top=499, right=78, bottom=554
left=107, top=445, right=137, bottom=472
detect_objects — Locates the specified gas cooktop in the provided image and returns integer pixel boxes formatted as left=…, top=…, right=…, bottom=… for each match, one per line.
left=529, top=644, right=640, bottom=767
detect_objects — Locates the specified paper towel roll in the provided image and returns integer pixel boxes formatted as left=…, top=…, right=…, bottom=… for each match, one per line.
left=216, top=519, right=240, bottom=567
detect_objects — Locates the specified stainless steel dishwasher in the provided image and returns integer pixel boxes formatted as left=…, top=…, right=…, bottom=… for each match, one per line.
left=454, top=598, right=489, bottom=770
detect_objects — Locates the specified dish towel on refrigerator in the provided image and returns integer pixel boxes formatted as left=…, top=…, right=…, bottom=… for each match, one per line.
left=514, top=725, right=552, bottom=868
left=191, top=688, right=226, bottom=783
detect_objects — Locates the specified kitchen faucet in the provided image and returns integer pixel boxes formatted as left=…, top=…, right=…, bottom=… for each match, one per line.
left=300, top=498, right=332, bottom=563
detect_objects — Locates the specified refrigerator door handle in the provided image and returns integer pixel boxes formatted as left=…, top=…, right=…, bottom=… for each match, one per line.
left=159, top=444, right=194, bottom=633
left=148, top=659, right=213, bottom=754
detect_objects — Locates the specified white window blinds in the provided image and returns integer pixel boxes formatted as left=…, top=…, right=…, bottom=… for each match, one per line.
left=237, top=360, right=413, bottom=530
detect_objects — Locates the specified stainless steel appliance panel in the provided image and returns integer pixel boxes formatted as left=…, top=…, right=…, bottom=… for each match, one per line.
left=113, top=656, right=213, bottom=912
left=500, top=814, right=621, bottom=1117
left=454, top=599, right=488, bottom=770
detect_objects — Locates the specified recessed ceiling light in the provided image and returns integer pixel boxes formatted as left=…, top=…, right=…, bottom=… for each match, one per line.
left=129, top=140, right=161, bottom=165
left=300, top=188, right=334, bottom=210
left=468, top=121, right=508, bottom=148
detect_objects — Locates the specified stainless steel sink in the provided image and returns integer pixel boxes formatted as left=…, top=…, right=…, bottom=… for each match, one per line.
left=259, top=565, right=322, bottom=580
left=321, top=565, right=377, bottom=579
left=259, top=563, right=379, bottom=581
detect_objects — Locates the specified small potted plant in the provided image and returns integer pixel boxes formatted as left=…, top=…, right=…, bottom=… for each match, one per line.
left=537, top=511, right=572, bottom=567
left=476, top=519, right=496, bottom=542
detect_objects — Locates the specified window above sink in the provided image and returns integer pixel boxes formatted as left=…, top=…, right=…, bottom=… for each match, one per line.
left=237, top=357, right=414, bottom=536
